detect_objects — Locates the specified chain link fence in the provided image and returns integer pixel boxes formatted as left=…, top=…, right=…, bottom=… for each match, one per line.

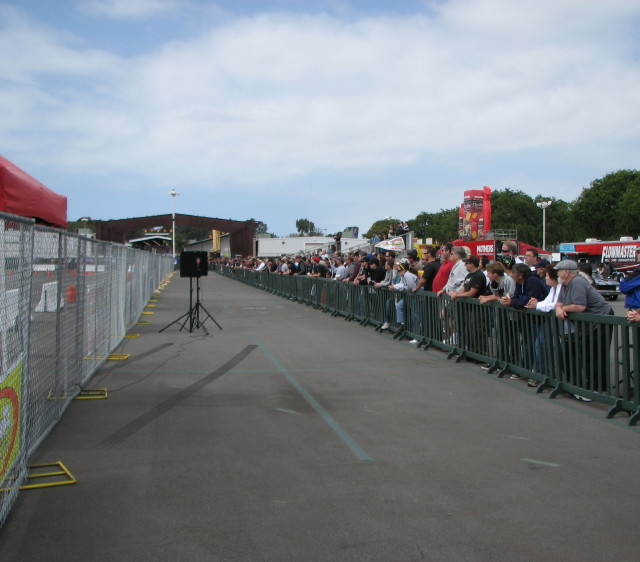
left=0, top=212, right=173, bottom=527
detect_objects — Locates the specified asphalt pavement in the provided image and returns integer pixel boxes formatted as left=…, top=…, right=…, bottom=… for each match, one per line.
left=1, top=272, right=639, bottom=561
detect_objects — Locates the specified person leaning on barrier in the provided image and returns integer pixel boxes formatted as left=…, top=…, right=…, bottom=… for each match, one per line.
left=332, top=257, right=347, bottom=281
left=478, top=262, right=515, bottom=304
left=375, top=258, right=395, bottom=289
left=292, top=255, right=307, bottom=275
left=554, top=259, right=614, bottom=396
left=309, top=256, right=328, bottom=278
left=278, top=258, right=289, bottom=275
left=388, top=259, right=419, bottom=334
left=354, top=256, right=370, bottom=285
left=620, top=247, right=640, bottom=316
left=367, top=258, right=385, bottom=285
left=450, top=255, right=488, bottom=301
left=500, top=263, right=548, bottom=309
left=524, top=264, right=561, bottom=387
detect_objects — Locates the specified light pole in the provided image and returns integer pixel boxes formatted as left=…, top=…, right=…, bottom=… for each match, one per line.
left=169, top=189, right=180, bottom=258
left=536, top=200, right=552, bottom=251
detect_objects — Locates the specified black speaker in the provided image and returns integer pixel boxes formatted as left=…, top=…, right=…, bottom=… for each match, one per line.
left=180, top=251, right=208, bottom=278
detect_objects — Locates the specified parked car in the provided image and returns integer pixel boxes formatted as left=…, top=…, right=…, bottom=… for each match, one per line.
left=591, top=270, right=620, bottom=300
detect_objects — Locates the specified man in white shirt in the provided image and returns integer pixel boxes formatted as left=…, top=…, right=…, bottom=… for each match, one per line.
left=437, top=247, right=467, bottom=296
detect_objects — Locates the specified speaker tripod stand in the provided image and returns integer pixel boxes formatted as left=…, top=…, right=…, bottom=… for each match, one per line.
left=159, top=275, right=222, bottom=335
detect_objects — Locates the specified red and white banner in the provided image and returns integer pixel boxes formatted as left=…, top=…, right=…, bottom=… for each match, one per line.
left=375, top=236, right=405, bottom=251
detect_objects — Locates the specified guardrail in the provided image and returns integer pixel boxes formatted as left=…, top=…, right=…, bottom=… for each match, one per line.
left=0, top=212, right=173, bottom=527
left=218, top=266, right=639, bottom=425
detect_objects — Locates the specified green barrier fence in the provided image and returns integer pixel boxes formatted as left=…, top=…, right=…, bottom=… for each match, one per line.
left=218, top=267, right=640, bottom=425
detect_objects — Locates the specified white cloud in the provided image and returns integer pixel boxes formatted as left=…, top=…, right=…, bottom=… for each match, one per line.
left=77, top=0, right=182, bottom=19
left=1, top=0, right=640, bottom=233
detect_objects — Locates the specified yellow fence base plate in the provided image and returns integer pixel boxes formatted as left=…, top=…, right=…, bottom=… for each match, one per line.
left=108, top=354, right=131, bottom=360
left=125, top=333, right=141, bottom=338
left=137, top=321, right=152, bottom=325
left=142, top=311, right=154, bottom=315
left=48, top=388, right=108, bottom=400
left=83, top=354, right=131, bottom=361
left=21, top=461, right=77, bottom=490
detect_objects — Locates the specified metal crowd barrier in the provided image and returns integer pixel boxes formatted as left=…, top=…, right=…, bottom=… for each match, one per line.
left=0, top=212, right=173, bottom=527
left=219, top=267, right=640, bottom=425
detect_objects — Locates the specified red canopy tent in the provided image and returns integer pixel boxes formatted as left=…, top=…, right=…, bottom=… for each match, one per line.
left=0, top=156, right=68, bottom=229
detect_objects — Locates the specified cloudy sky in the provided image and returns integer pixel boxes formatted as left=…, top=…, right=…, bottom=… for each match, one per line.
left=2, top=0, right=639, bottom=237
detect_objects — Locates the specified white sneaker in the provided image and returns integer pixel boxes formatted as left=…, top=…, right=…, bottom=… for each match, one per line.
left=409, top=339, right=419, bottom=344
left=381, top=322, right=390, bottom=330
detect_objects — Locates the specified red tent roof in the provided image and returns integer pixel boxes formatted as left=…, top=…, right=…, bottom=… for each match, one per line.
left=0, top=156, right=67, bottom=228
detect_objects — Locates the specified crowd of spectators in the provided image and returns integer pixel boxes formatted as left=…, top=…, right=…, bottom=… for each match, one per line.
left=217, top=238, right=640, bottom=400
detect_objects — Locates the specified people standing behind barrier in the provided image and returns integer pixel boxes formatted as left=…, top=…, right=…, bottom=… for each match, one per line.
left=292, top=255, right=307, bottom=275
left=620, top=248, right=640, bottom=313
left=347, top=251, right=362, bottom=283
left=414, top=247, right=440, bottom=293
left=406, top=249, right=423, bottom=272
left=367, top=258, right=385, bottom=285
left=435, top=247, right=467, bottom=346
left=322, top=257, right=333, bottom=278
left=354, top=256, right=370, bottom=285
left=378, top=258, right=396, bottom=330
left=524, top=264, right=561, bottom=386
left=499, top=264, right=548, bottom=377
left=437, top=247, right=467, bottom=296
left=432, top=243, right=454, bottom=293
left=578, top=262, right=596, bottom=287
left=333, top=257, right=347, bottom=281
left=369, top=232, right=381, bottom=247
left=450, top=255, right=489, bottom=353
left=388, top=259, right=418, bottom=334
left=500, top=240, right=522, bottom=264
left=375, top=258, right=395, bottom=289
left=534, top=258, right=550, bottom=280
left=450, top=256, right=487, bottom=301
left=524, top=249, right=539, bottom=271
left=500, top=264, right=548, bottom=309
left=554, top=260, right=614, bottom=397
left=627, top=310, right=640, bottom=322
left=480, top=255, right=490, bottom=284
left=478, top=262, right=515, bottom=304
left=309, top=256, right=328, bottom=278
left=342, top=255, right=355, bottom=281
left=279, top=258, right=290, bottom=275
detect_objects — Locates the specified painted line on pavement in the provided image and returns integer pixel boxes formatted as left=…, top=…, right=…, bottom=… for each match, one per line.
left=521, top=458, right=562, bottom=468
left=254, top=337, right=374, bottom=463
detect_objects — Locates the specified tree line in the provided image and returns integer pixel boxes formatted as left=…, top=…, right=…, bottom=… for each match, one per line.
left=365, top=170, right=640, bottom=248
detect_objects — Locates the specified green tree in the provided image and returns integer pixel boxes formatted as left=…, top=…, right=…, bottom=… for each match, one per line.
left=490, top=189, right=540, bottom=244
left=295, top=218, right=317, bottom=236
left=364, top=218, right=400, bottom=239
left=618, top=182, right=640, bottom=236
left=408, top=209, right=459, bottom=243
left=68, top=217, right=95, bottom=234
left=571, top=170, right=640, bottom=240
